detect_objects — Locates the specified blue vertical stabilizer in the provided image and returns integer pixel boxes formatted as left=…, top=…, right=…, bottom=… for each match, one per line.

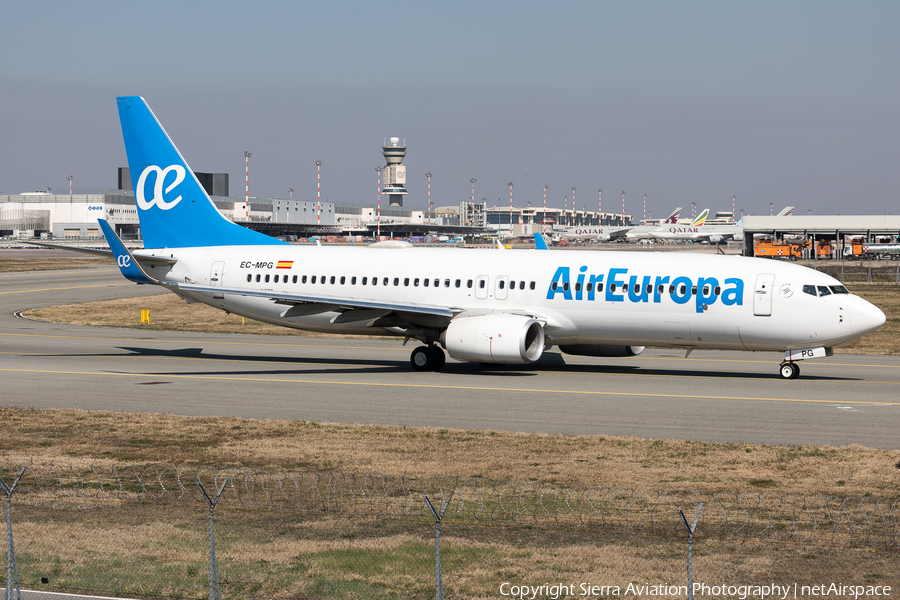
left=117, top=96, right=285, bottom=249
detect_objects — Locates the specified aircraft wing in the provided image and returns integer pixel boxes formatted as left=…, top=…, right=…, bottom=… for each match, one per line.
left=22, top=240, right=178, bottom=265
left=176, top=282, right=456, bottom=319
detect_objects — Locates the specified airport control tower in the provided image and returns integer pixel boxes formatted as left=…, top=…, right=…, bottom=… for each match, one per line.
left=381, top=137, right=408, bottom=207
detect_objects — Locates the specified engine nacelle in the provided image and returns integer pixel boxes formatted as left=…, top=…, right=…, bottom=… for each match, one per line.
left=559, top=344, right=645, bottom=357
left=442, top=314, right=545, bottom=364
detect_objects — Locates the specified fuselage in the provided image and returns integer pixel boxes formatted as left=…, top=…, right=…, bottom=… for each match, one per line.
left=139, top=245, right=884, bottom=352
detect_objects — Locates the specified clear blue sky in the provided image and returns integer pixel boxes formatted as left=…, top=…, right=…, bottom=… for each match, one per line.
left=3, top=0, right=898, bottom=217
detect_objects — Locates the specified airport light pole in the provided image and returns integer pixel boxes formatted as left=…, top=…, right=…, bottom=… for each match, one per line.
left=316, top=161, right=322, bottom=228
left=691, top=201, right=696, bottom=220
left=376, top=167, right=381, bottom=239
left=426, top=173, right=432, bottom=226
left=542, top=185, right=548, bottom=235
left=244, top=151, right=251, bottom=218
left=571, top=187, right=576, bottom=226
left=598, top=189, right=602, bottom=225
left=470, top=178, right=476, bottom=227
left=770, top=202, right=774, bottom=216
left=508, top=182, right=514, bottom=237
left=67, top=175, right=73, bottom=204
left=621, top=191, right=626, bottom=226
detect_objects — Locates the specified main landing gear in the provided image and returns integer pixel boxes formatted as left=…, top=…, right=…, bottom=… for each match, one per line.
left=410, top=345, right=446, bottom=372
left=779, top=362, right=800, bottom=379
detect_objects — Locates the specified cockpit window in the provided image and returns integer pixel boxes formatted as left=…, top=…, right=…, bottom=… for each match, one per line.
left=830, top=285, right=850, bottom=294
left=803, top=285, right=817, bottom=297
left=817, top=285, right=831, bottom=297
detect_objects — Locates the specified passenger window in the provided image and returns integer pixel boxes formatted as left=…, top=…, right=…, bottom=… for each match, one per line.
left=657, top=284, right=664, bottom=294
left=455, top=279, right=461, bottom=288
left=321, top=275, right=326, bottom=284
left=434, top=279, right=439, bottom=287
left=330, top=276, right=336, bottom=284
left=265, top=274, right=270, bottom=283
left=646, top=284, right=652, bottom=293
left=562, top=282, right=569, bottom=291
left=714, top=286, right=720, bottom=295
left=586, top=282, right=593, bottom=292
left=384, top=278, right=390, bottom=286
left=293, top=275, right=298, bottom=284
left=530, top=282, right=535, bottom=290
left=510, top=280, right=515, bottom=289
left=479, top=279, right=486, bottom=289
left=311, top=276, right=316, bottom=284
left=414, top=278, right=419, bottom=286
left=521, top=281, right=526, bottom=290
left=499, top=280, right=505, bottom=289
left=351, top=276, right=356, bottom=285
left=817, top=285, right=831, bottom=296
left=394, top=278, right=399, bottom=286
left=596, top=283, right=604, bottom=292
left=610, top=283, right=617, bottom=292
left=622, top=283, right=628, bottom=293
left=274, top=275, right=279, bottom=283
left=467, top=280, right=473, bottom=288
left=691, top=286, right=697, bottom=295
left=340, top=276, right=345, bottom=284
left=362, top=277, right=367, bottom=285
left=404, top=278, right=410, bottom=286
left=574, top=282, right=581, bottom=292
left=302, top=275, right=307, bottom=283
left=246, top=274, right=252, bottom=283
left=679, top=285, right=686, bottom=294
left=445, top=279, right=451, bottom=287
left=669, top=285, right=675, bottom=294
left=256, top=274, right=261, bottom=283
left=551, top=282, right=558, bottom=291
left=424, top=279, right=429, bottom=287
left=702, top=286, right=709, bottom=295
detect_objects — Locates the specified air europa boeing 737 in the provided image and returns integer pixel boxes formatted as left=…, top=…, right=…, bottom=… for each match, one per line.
left=45, top=97, right=887, bottom=379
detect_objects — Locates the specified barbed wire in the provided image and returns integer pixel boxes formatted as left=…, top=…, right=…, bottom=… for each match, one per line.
left=2, top=458, right=897, bottom=546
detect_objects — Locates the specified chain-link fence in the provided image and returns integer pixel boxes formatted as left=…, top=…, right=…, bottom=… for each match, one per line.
left=2, top=459, right=898, bottom=599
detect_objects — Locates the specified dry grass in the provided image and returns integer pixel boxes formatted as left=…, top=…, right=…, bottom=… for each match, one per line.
left=3, top=408, right=899, bottom=498
left=0, top=256, right=115, bottom=272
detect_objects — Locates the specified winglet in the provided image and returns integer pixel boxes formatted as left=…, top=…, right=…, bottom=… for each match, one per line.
left=533, top=232, right=549, bottom=250
left=98, top=219, right=159, bottom=284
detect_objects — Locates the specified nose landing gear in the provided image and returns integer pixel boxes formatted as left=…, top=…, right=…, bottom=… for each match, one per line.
left=410, top=345, right=446, bottom=371
left=779, top=362, right=800, bottom=379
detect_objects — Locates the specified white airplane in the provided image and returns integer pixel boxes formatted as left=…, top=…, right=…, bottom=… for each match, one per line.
left=624, top=207, right=683, bottom=240
left=42, top=97, right=886, bottom=379
left=649, top=208, right=745, bottom=243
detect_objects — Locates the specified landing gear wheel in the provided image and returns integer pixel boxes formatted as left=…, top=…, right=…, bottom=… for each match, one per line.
left=429, top=346, right=446, bottom=371
left=411, top=346, right=433, bottom=371
left=779, top=362, right=800, bottom=379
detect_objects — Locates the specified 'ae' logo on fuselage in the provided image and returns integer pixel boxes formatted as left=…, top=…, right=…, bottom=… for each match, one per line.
left=136, top=165, right=186, bottom=211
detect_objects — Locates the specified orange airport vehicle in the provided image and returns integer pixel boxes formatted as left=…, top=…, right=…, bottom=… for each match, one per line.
left=754, top=239, right=810, bottom=260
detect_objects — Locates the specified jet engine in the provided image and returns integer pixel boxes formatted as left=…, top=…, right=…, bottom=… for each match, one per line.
left=558, top=344, right=645, bottom=357
left=442, top=314, right=545, bottom=364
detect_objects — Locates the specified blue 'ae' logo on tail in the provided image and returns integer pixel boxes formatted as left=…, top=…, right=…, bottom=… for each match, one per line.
left=136, top=165, right=186, bottom=211
left=117, top=96, right=285, bottom=248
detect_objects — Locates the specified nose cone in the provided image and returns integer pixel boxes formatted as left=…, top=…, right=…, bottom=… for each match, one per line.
left=852, top=299, right=886, bottom=337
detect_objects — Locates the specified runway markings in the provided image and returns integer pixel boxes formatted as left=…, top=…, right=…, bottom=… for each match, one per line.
left=1, top=367, right=899, bottom=406
left=0, top=283, right=134, bottom=295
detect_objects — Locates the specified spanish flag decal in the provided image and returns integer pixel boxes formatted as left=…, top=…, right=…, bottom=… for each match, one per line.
left=276, top=260, right=294, bottom=269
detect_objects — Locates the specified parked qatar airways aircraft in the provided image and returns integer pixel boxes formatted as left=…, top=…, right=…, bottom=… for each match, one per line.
left=649, top=209, right=745, bottom=243
left=623, top=207, right=683, bottom=240
left=48, top=97, right=886, bottom=379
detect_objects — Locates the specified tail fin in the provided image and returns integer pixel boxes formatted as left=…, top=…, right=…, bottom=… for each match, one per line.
left=663, top=207, right=682, bottom=224
left=690, top=209, right=709, bottom=227
left=117, top=96, right=284, bottom=249
left=776, top=206, right=794, bottom=216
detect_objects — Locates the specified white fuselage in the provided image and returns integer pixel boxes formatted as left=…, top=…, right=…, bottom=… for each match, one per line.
left=139, top=245, right=884, bottom=352
left=649, top=224, right=744, bottom=242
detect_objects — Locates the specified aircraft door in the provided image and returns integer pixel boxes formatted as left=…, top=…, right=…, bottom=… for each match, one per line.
left=753, top=273, right=775, bottom=316
left=475, top=275, right=490, bottom=300
left=210, top=261, right=225, bottom=287
left=495, top=275, right=509, bottom=300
